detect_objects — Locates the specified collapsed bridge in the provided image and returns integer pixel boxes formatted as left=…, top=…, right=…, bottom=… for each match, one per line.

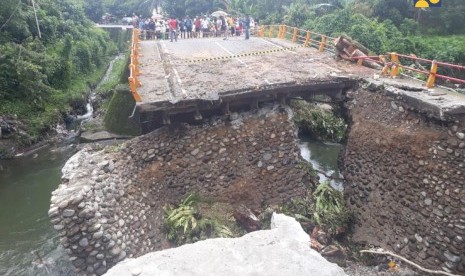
left=127, top=31, right=374, bottom=132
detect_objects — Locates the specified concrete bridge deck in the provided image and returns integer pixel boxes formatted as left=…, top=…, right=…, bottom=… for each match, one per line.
left=133, top=35, right=465, bottom=131
left=136, top=37, right=371, bottom=107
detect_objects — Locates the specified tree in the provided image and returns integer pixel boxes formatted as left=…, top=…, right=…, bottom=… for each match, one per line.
left=84, top=0, right=106, bottom=22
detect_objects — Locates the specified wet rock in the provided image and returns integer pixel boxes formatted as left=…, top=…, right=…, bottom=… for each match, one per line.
left=54, top=224, right=65, bottom=231
left=48, top=207, right=59, bottom=217
left=263, top=153, right=272, bottom=161
left=79, top=237, right=89, bottom=247
left=444, top=250, right=461, bottom=263
left=93, top=231, right=104, bottom=239
left=63, top=209, right=75, bottom=217
left=116, top=251, right=127, bottom=261
left=110, top=246, right=122, bottom=256
left=190, top=148, right=200, bottom=156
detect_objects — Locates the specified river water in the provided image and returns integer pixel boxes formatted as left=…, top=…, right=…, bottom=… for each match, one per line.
left=298, top=136, right=344, bottom=190
left=0, top=53, right=127, bottom=275
left=0, top=144, right=77, bottom=276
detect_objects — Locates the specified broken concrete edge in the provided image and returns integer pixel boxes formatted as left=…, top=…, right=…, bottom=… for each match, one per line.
left=104, top=213, right=347, bottom=276
left=79, top=130, right=133, bottom=143
left=135, top=77, right=356, bottom=112
left=362, top=78, right=465, bottom=122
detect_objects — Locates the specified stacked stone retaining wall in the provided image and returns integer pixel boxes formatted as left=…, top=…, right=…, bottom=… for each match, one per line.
left=49, top=107, right=314, bottom=275
left=342, top=88, right=465, bottom=274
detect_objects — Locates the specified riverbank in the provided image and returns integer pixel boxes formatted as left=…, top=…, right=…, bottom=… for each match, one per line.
left=0, top=143, right=77, bottom=276
left=0, top=52, right=129, bottom=160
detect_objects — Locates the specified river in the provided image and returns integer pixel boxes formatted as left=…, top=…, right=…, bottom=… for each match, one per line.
left=298, top=135, right=344, bottom=190
left=0, top=53, right=126, bottom=276
left=0, top=144, right=77, bottom=276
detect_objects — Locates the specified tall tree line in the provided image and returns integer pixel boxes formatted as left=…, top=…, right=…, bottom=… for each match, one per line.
left=0, top=0, right=117, bottom=139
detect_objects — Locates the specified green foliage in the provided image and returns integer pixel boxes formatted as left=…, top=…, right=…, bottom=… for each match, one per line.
left=163, top=194, right=234, bottom=245
left=312, top=181, right=351, bottom=233
left=0, top=0, right=118, bottom=142
left=97, top=54, right=128, bottom=98
left=290, top=100, right=347, bottom=143
left=103, top=86, right=141, bottom=136
left=99, top=0, right=159, bottom=18
left=297, top=160, right=318, bottom=183
left=278, top=181, right=351, bottom=234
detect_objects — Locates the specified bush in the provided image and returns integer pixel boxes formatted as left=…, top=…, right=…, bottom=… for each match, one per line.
left=290, top=100, right=347, bottom=143
left=163, top=194, right=234, bottom=245
left=312, top=181, right=352, bottom=234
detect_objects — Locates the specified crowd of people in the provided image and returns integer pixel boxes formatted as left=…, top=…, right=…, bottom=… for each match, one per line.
left=132, top=14, right=258, bottom=42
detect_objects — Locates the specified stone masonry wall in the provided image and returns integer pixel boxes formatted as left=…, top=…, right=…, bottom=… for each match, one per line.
left=342, top=88, right=465, bottom=274
left=49, top=107, right=314, bottom=275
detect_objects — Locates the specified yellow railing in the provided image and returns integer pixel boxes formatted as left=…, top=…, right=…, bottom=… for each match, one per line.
left=128, top=28, right=142, bottom=102
left=258, top=24, right=465, bottom=89
left=258, top=24, right=335, bottom=53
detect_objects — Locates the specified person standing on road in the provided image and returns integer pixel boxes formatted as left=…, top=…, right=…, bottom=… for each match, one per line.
left=244, top=15, right=251, bottom=40
left=201, top=17, right=209, bottom=37
left=220, top=16, right=228, bottom=40
left=186, top=16, right=193, bottom=38
left=180, top=18, right=186, bottom=39
left=169, top=16, right=178, bottom=42
left=194, top=17, right=202, bottom=38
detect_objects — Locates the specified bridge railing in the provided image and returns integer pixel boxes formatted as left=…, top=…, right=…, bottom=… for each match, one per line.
left=128, top=28, right=142, bottom=102
left=380, top=53, right=465, bottom=88
left=258, top=24, right=465, bottom=89
left=258, top=25, right=337, bottom=53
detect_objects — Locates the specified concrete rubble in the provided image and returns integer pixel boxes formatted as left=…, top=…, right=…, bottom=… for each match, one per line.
left=104, top=213, right=347, bottom=276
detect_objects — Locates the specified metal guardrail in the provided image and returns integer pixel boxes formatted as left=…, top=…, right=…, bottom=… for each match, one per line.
left=382, top=53, right=465, bottom=88
left=128, top=24, right=465, bottom=94
left=259, top=24, right=465, bottom=89
left=258, top=25, right=336, bottom=53
left=129, top=28, right=142, bottom=102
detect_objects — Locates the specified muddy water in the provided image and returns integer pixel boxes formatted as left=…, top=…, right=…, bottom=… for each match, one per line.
left=298, top=136, right=344, bottom=190
left=0, top=145, right=77, bottom=276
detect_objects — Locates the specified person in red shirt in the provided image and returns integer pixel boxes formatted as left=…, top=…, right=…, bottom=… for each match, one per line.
left=194, top=17, right=201, bottom=38
left=169, top=16, right=178, bottom=42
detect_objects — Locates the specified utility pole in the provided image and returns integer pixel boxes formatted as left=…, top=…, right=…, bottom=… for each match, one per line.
left=31, top=0, right=42, bottom=38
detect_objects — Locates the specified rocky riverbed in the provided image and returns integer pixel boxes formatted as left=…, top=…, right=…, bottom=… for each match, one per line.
left=49, top=105, right=316, bottom=275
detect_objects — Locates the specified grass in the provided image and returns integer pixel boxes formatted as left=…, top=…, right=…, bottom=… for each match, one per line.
left=97, top=54, right=129, bottom=99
